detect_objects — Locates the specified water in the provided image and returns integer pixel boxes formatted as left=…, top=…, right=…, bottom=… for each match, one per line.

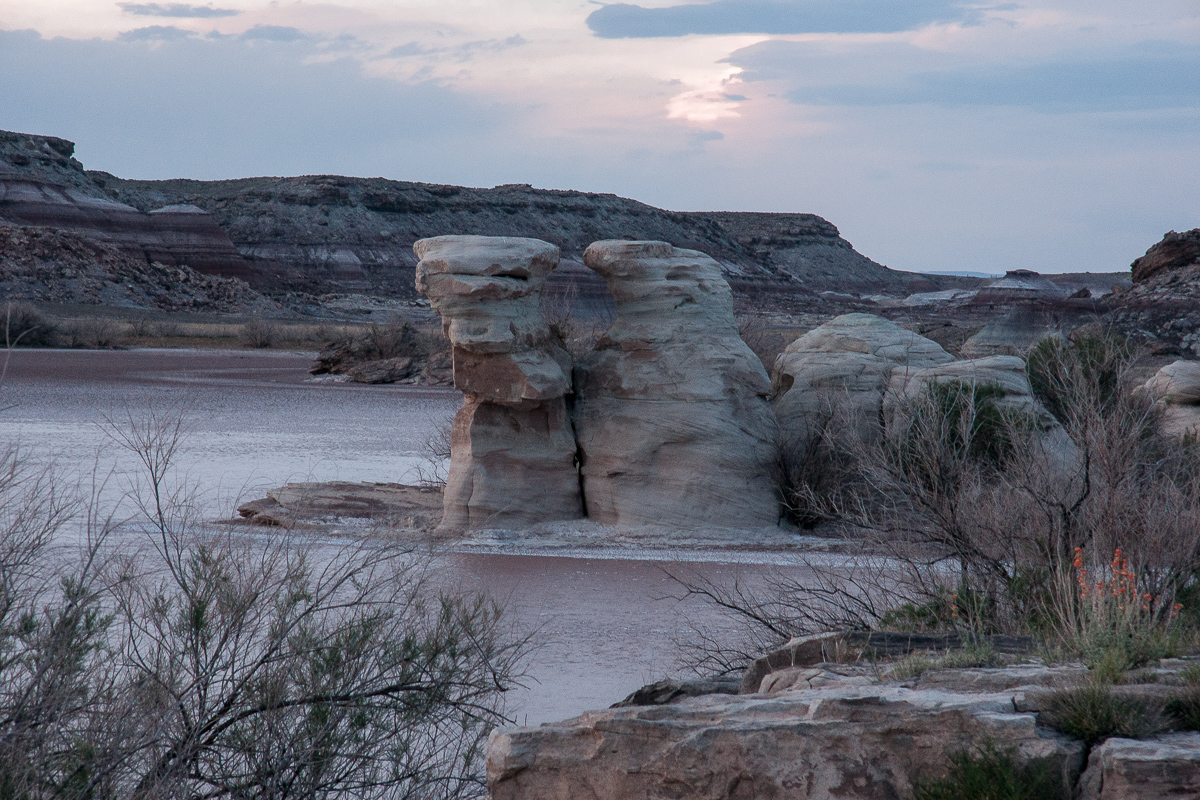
left=2, top=348, right=802, bottom=724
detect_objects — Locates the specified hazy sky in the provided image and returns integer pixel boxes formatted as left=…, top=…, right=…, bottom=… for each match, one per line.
left=1, top=0, right=1197, bottom=274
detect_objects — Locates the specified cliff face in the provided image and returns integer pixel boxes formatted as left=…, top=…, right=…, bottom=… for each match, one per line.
left=0, top=128, right=919, bottom=302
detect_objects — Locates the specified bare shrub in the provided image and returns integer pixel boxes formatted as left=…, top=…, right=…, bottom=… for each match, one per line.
left=151, top=321, right=183, bottom=339
left=311, top=319, right=449, bottom=379
left=737, top=314, right=789, bottom=373
left=3, top=302, right=56, bottom=347
left=62, top=316, right=121, bottom=349
left=541, top=283, right=577, bottom=333
left=126, top=315, right=154, bottom=338
left=0, top=446, right=127, bottom=798
left=0, top=408, right=525, bottom=799
left=239, top=318, right=280, bottom=349
left=415, top=419, right=453, bottom=489
left=676, top=332, right=1200, bottom=674
left=772, top=392, right=865, bottom=528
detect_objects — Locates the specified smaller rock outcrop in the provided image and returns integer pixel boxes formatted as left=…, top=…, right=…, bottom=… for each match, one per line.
left=1078, top=733, right=1200, bottom=800
left=884, top=354, right=1054, bottom=423
left=974, top=269, right=1069, bottom=304
left=1108, top=229, right=1200, bottom=355
left=772, top=313, right=954, bottom=448
left=236, top=482, right=443, bottom=530
left=572, top=240, right=779, bottom=528
left=1131, top=229, right=1200, bottom=284
left=960, top=308, right=1061, bottom=357
left=1138, top=360, right=1200, bottom=437
left=415, top=235, right=583, bottom=530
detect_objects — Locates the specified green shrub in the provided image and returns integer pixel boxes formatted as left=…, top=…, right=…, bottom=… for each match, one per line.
left=1027, top=333, right=1133, bottom=425
left=1167, top=686, right=1200, bottom=731
left=1178, top=664, right=1200, bottom=685
left=1037, top=684, right=1169, bottom=745
left=886, top=643, right=1003, bottom=680
left=913, top=741, right=1064, bottom=800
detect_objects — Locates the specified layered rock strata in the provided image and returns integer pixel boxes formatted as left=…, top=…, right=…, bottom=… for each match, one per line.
left=573, top=240, right=779, bottom=528
left=0, top=132, right=252, bottom=281
left=414, top=235, right=582, bottom=530
left=772, top=313, right=954, bottom=449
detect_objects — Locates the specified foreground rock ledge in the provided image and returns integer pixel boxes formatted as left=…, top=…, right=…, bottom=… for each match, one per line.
left=487, top=682, right=1084, bottom=800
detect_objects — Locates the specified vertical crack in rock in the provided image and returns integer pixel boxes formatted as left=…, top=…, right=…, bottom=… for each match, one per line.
left=573, top=240, right=780, bottom=528
left=415, top=235, right=583, bottom=530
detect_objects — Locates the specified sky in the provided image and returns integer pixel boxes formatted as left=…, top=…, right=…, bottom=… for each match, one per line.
left=0, top=0, right=1197, bottom=275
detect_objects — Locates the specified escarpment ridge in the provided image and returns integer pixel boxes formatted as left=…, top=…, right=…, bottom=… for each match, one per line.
left=1, top=128, right=961, bottom=304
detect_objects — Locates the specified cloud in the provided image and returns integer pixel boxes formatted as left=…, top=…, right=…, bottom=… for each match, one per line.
left=239, top=25, right=308, bottom=42
left=586, top=0, right=975, bottom=38
left=117, top=25, right=195, bottom=41
left=118, top=3, right=240, bottom=18
left=386, top=41, right=431, bottom=57
left=0, top=28, right=508, bottom=181
left=732, top=40, right=1200, bottom=112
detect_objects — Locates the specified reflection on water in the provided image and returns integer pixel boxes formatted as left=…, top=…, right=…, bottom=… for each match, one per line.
left=3, top=349, right=460, bottom=509
left=3, top=349, right=801, bottom=724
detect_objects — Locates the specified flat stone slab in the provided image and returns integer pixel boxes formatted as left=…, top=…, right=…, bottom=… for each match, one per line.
left=236, top=482, right=443, bottom=529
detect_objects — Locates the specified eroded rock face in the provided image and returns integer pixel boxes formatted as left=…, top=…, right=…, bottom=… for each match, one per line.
left=487, top=684, right=1085, bottom=800
left=1138, top=360, right=1200, bottom=437
left=414, top=235, right=583, bottom=529
left=573, top=240, right=779, bottom=528
left=773, top=313, right=954, bottom=448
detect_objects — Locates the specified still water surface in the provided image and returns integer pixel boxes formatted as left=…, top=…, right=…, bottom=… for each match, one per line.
left=3, top=348, right=797, bottom=724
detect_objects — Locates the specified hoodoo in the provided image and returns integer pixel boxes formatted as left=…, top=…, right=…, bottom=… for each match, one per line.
left=414, top=235, right=584, bottom=530
left=573, top=240, right=779, bottom=528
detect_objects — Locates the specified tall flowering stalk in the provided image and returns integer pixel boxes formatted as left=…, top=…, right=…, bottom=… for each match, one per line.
left=1056, top=547, right=1183, bottom=668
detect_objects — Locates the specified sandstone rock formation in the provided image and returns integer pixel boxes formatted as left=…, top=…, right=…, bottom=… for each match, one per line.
left=414, top=235, right=583, bottom=530
left=487, top=681, right=1085, bottom=800
left=974, top=269, right=1068, bottom=304
left=772, top=313, right=954, bottom=448
left=1107, top=229, right=1200, bottom=355
left=572, top=240, right=779, bottom=528
left=1138, top=360, right=1200, bottom=437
